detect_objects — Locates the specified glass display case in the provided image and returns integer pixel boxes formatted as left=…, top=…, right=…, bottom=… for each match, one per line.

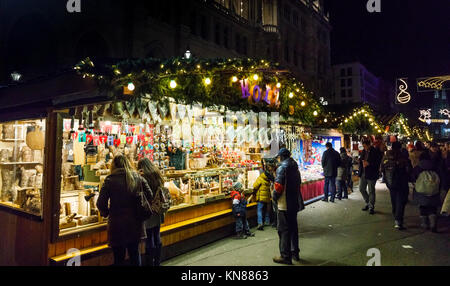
left=0, top=119, right=46, bottom=216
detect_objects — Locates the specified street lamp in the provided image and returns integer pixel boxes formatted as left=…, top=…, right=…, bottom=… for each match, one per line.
left=11, top=71, right=21, bottom=82
left=184, top=50, right=192, bottom=59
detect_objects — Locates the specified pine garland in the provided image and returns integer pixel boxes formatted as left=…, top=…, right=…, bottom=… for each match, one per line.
left=75, top=57, right=323, bottom=125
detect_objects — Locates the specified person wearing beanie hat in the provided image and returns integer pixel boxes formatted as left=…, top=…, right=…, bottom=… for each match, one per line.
left=230, top=181, right=254, bottom=239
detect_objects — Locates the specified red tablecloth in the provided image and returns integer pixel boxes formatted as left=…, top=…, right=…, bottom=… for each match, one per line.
left=301, top=179, right=325, bottom=202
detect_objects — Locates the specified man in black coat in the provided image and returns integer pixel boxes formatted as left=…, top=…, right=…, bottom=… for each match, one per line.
left=321, top=142, right=341, bottom=202
left=359, top=139, right=382, bottom=214
left=272, top=148, right=304, bottom=265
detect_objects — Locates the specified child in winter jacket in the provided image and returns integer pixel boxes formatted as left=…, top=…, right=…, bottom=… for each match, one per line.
left=231, top=182, right=255, bottom=239
left=253, top=162, right=275, bottom=230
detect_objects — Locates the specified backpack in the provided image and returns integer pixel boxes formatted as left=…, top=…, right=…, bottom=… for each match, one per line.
left=136, top=179, right=153, bottom=221
left=150, top=185, right=172, bottom=215
left=415, top=170, right=440, bottom=196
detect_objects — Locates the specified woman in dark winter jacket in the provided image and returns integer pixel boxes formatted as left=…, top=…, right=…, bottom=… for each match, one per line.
left=138, top=158, right=165, bottom=266
left=97, top=155, right=153, bottom=266
left=381, top=142, right=411, bottom=230
left=411, top=151, right=441, bottom=233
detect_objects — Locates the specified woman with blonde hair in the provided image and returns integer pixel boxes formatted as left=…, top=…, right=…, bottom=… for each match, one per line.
left=138, top=157, right=165, bottom=266
left=97, top=154, right=153, bottom=266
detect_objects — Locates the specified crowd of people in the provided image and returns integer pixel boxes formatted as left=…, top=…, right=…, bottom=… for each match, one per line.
left=95, top=139, right=449, bottom=266
left=321, top=138, right=450, bottom=231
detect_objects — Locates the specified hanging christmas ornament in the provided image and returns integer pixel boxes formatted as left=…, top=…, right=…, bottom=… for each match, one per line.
left=186, top=105, right=194, bottom=120
left=226, top=125, right=236, bottom=143
left=243, top=125, right=251, bottom=143
left=169, top=103, right=178, bottom=122
left=177, top=104, right=187, bottom=120
left=236, top=126, right=245, bottom=145
left=112, top=102, right=125, bottom=117
left=125, top=100, right=136, bottom=117
left=181, top=117, right=192, bottom=141
left=148, top=101, right=162, bottom=123
left=289, top=105, right=295, bottom=115
left=96, top=103, right=110, bottom=117
left=136, top=97, right=148, bottom=119
left=158, top=103, right=169, bottom=119
left=249, top=126, right=258, bottom=144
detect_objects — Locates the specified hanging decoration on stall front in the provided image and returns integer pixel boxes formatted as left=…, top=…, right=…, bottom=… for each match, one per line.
left=396, top=78, right=411, bottom=104
left=74, top=57, right=323, bottom=125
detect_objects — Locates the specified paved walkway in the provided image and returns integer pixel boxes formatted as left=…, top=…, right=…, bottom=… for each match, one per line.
left=163, top=182, right=450, bottom=266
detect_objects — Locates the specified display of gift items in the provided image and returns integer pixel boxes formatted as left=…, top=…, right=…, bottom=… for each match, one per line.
left=0, top=120, right=45, bottom=215
left=55, top=100, right=279, bottom=229
left=281, top=126, right=325, bottom=183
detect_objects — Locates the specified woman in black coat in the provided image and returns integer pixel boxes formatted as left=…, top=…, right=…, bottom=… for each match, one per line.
left=138, top=158, right=165, bottom=266
left=97, top=155, right=153, bottom=266
left=381, top=142, right=411, bottom=230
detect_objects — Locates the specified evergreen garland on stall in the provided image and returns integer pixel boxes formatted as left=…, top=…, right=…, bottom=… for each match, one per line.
left=74, top=57, right=323, bottom=126
left=338, top=105, right=385, bottom=135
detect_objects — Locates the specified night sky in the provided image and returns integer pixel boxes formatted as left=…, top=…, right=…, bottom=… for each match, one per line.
left=324, top=0, right=450, bottom=120
left=324, top=0, right=450, bottom=81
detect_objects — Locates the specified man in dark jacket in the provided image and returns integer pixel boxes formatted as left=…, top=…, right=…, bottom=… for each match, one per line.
left=272, top=148, right=304, bottom=265
left=381, top=142, right=411, bottom=230
left=359, top=139, right=382, bottom=214
left=321, top=142, right=341, bottom=202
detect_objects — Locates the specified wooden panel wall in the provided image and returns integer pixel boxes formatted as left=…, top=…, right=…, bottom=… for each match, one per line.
left=48, top=230, right=109, bottom=258
left=161, top=208, right=257, bottom=246
left=0, top=211, right=45, bottom=266
left=162, top=200, right=232, bottom=227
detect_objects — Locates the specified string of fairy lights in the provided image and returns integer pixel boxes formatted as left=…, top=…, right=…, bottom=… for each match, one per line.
left=338, top=106, right=384, bottom=135
left=74, top=57, right=323, bottom=125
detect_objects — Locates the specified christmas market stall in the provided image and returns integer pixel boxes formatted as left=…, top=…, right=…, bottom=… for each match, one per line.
left=0, top=57, right=325, bottom=265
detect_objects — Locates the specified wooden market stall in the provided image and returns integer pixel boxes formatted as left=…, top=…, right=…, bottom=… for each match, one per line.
left=0, top=57, right=327, bottom=266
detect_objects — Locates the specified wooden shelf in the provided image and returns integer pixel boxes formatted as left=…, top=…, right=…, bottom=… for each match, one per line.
left=0, top=161, right=42, bottom=165
left=0, top=139, right=24, bottom=142
left=16, top=187, right=42, bottom=190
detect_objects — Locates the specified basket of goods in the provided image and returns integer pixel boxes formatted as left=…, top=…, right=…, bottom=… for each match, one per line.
left=189, top=157, right=208, bottom=169
left=26, top=125, right=45, bottom=150
left=2, top=124, right=15, bottom=139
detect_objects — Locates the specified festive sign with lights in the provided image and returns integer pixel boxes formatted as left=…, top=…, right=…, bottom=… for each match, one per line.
left=417, top=75, right=450, bottom=92
left=418, top=109, right=449, bottom=125
left=396, top=78, right=411, bottom=104
left=240, top=79, right=280, bottom=107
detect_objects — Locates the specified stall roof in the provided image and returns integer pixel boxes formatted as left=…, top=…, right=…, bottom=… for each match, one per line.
left=0, top=71, right=103, bottom=121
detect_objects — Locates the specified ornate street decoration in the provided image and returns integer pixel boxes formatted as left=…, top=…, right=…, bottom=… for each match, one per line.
left=396, top=78, right=411, bottom=104
left=417, top=75, right=450, bottom=91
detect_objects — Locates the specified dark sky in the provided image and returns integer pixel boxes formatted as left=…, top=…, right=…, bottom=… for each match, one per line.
left=324, top=0, right=450, bottom=82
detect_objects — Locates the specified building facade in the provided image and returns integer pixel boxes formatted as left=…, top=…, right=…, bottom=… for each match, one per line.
left=330, top=62, right=395, bottom=113
left=0, top=0, right=332, bottom=100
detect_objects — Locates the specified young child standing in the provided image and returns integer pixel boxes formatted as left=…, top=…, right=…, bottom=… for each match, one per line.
left=231, top=182, right=255, bottom=239
left=253, top=161, right=275, bottom=230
